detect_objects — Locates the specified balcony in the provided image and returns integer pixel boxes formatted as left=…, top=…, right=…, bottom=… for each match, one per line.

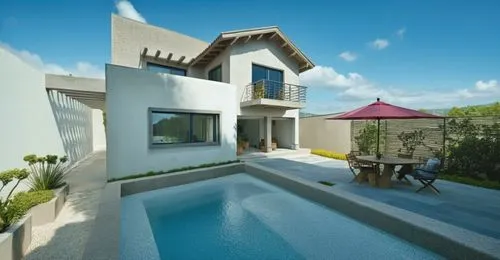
left=241, top=79, right=307, bottom=109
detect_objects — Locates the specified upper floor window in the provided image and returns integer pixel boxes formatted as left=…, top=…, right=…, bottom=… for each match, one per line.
left=208, top=65, right=222, bottom=82
left=252, top=64, right=283, bottom=83
left=146, top=62, right=186, bottom=76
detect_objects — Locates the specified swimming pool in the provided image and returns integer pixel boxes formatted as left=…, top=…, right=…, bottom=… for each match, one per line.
left=121, top=173, right=442, bottom=259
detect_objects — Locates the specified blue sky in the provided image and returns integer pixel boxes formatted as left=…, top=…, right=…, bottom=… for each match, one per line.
left=1, top=0, right=499, bottom=113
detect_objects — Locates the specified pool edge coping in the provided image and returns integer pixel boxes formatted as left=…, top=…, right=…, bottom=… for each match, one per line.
left=83, top=162, right=500, bottom=260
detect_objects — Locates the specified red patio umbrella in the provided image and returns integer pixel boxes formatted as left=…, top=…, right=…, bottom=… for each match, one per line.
left=327, top=98, right=443, bottom=154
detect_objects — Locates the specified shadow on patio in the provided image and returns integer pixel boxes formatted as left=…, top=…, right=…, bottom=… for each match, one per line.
left=254, top=155, right=500, bottom=240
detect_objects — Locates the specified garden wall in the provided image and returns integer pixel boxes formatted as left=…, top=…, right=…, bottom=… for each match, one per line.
left=351, top=117, right=500, bottom=161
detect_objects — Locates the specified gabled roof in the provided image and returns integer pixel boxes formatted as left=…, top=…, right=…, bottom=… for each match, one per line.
left=190, top=26, right=315, bottom=73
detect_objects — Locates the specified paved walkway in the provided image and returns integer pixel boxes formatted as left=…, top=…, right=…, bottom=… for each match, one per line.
left=254, top=154, right=500, bottom=240
left=25, top=151, right=106, bottom=260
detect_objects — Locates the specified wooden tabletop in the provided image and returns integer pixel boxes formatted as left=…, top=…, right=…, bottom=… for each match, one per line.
left=356, top=155, right=421, bottom=165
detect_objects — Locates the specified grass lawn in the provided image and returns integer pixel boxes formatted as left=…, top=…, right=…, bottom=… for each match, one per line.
left=440, top=174, right=500, bottom=190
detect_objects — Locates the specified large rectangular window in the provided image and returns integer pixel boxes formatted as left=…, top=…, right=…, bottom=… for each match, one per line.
left=150, top=109, right=219, bottom=147
left=146, top=62, right=186, bottom=76
left=251, top=64, right=283, bottom=83
left=208, top=65, right=222, bottom=82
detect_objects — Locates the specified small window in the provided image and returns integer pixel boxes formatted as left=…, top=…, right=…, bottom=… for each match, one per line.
left=146, top=62, right=186, bottom=76
left=208, top=65, right=222, bottom=82
left=150, top=109, right=219, bottom=147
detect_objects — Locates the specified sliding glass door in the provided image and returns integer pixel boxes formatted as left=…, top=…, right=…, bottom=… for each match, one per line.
left=251, top=64, right=283, bottom=99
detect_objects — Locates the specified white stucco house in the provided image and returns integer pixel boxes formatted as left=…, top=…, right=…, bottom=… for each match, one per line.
left=106, top=15, right=315, bottom=179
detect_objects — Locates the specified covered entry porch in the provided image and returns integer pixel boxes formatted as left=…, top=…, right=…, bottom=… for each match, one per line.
left=237, top=116, right=299, bottom=153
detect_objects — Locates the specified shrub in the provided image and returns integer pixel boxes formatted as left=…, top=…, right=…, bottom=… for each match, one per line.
left=24, top=154, right=68, bottom=191
left=108, top=160, right=241, bottom=182
left=440, top=175, right=500, bottom=190
left=318, top=181, right=335, bottom=186
left=445, top=119, right=500, bottom=182
left=311, top=149, right=347, bottom=160
left=2, top=190, right=54, bottom=231
left=397, top=130, right=425, bottom=156
left=354, top=123, right=378, bottom=155
left=0, top=168, right=30, bottom=232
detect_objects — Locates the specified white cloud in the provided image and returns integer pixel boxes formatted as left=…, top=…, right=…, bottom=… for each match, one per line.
left=115, top=0, right=146, bottom=23
left=339, top=51, right=357, bottom=62
left=0, top=41, right=104, bottom=78
left=300, top=65, right=500, bottom=113
left=369, top=38, right=390, bottom=50
left=396, top=28, right=406, bottom=39
left=475, top=80, right=498, bottom=91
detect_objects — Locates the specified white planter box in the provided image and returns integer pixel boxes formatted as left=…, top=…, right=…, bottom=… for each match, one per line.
left=0, top=215, right=31, bottom=260
left=0, top=184, right=69, bottom=260
left=28, top=185, right=69, bottom=226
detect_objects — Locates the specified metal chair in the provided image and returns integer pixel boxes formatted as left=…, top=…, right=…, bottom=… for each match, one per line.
left=410, top=158, right=441, bottom=194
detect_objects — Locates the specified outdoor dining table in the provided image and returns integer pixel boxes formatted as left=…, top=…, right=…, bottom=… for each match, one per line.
left=356, top=155, right=421, bottom=188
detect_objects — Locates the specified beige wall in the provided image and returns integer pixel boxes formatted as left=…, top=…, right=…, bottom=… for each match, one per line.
left=300, top=114, right=351, bottom=153
left=111, top=14, right=208, bottom=68
left=204, top=48, right=230, bottom=83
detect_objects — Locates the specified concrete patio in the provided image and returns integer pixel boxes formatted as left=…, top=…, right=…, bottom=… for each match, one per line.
left=253, top=154, right=500, bottom=240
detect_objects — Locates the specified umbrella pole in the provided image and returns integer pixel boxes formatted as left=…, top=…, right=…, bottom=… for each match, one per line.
left=376, top=118, right=380, bottom=154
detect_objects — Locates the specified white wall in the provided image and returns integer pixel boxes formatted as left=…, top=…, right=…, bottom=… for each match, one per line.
left=0, top=48, right=66, bottom=172
left=272, top=119, right=295, bottom=149
left=229, top=40, right=300, bottom=115
left=92, top=109, right=106, bottom=151
left=106, top=64, right=237, bottom=180
left=47, top=90, right=94, bottom=164
left=204, top=48, right=231, bottom=83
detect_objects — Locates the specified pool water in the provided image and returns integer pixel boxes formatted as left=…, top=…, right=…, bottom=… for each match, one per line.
left=121, top=174, right=442, bottom=259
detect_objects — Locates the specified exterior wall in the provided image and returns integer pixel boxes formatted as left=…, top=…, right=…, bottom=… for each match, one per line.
left=300, top=114, right=351, bottom=153
left=92, top=109, right=106, bottom=151
left=0, top=47, right=99, bottom=197
left=47, top=90, right=94, bottom=164
left=111, top=14, right=208, bottom=68
left=106, top=64, right=237, bottom=180
left=238, top=119, right=260, bottom=147
left=0, top=47, right=66, bottom=172
left=229, top=40, right=300, bottom=115
left=204, top=48, right=230, bottom=83
left=272, top=119, right=295, bottom=149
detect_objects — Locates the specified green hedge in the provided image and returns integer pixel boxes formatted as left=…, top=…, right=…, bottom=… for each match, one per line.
left=1, top=190, right=54, bottom=232
left=109, top=160, right=241, bottom=182
left=440, top=175, right=500, bottom=190
left=311, top=149, right=347, bottom=161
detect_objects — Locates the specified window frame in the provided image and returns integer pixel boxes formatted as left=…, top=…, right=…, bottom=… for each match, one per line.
left=251, top=63, right=284, bottom=83
left=208, top=64, right=223, bottom=82
left=148, top=108, right=221, bottom=149
left=146, top=62, right=187, bottom=76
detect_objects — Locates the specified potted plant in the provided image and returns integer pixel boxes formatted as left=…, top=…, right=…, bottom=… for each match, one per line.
left=397, top=130, right=425, bottom=158
left=242, top=137, right=250, bottom=150
left=259, top=139, right=267, bottom=152
left=236, top=139, right=244, bottom=155
left=271, top=137, right=278, bottom=150
left=253, top=81, right=265, bottom=99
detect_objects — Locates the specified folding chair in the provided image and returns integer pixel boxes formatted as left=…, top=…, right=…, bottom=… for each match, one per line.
left=410, top=158, right=441, bottom=194
left=346, top=152, right=377, bottom=183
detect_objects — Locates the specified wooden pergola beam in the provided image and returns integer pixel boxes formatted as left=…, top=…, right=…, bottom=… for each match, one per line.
left=166, top=53, right=173, bottom=61
left=269, top=33, right=277, bottom=40
left=244, top=35, right=252, bottom=43
left=154, top=50, right=161, bottom=58
left=177, top=56, right=185, bottom=64
left=230, top=37, right=240, bottom=45
left=257, top=34, right=264, bottom=40
left=141, top=47, right=148, bottom=56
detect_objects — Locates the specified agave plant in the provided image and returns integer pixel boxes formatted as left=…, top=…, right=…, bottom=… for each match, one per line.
left=23, top=154, right=68, bottom=191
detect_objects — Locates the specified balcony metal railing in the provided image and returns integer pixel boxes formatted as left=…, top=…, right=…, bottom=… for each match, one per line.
left=242, top=79, right=307, bottom=103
